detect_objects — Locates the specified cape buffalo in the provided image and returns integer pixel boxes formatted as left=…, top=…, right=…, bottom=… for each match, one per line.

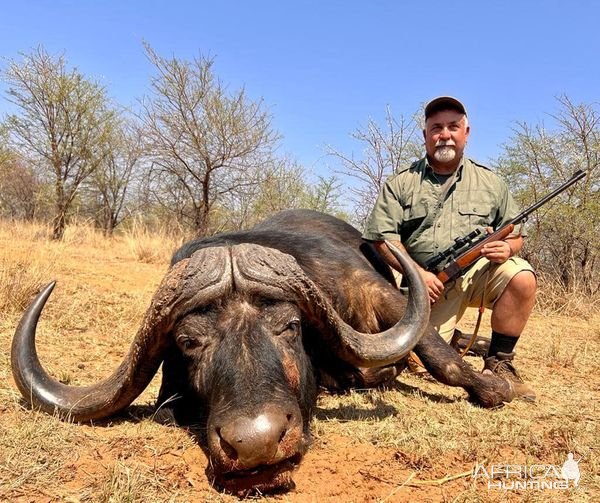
left=11, top=209, right=518, bottom=495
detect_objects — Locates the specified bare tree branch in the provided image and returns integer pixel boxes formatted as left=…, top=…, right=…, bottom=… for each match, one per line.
left=327, top=106, right=421, bottom=226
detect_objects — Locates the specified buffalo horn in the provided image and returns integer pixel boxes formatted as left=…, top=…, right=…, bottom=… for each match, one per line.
left=295, top=241, right=430, bottom=368
left=11, top=260, right=190, bottom=422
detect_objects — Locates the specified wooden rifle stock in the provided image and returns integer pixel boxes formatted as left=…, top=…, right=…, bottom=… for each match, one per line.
left=436, top=224, right=515, bottom=284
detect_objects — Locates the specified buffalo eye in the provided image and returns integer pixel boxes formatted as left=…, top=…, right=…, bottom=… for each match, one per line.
left=280, top=319, right=300, bottom=337
left=176, top=334, right=199, bottom=351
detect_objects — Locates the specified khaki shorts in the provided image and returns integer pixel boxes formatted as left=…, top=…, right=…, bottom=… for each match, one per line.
left=408, top=257, right=534, bottom=342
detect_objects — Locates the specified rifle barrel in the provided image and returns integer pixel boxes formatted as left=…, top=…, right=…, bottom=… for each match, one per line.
left=513, top=170, right=586, bottom=223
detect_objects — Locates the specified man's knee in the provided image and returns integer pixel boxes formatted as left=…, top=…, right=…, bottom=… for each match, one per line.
left=505, top=270, right=537, bottom=300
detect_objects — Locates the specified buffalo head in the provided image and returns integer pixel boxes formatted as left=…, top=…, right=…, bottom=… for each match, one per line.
left=11, top=240, right=429, bottom=494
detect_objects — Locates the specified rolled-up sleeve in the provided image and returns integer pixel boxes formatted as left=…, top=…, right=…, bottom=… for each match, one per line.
left=362, top=179, right=405, bottom=241
left=496, top=179, right=528, bottom=238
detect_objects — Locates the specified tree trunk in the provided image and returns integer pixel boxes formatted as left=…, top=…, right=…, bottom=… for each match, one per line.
left=52, top=174, right=67, bottom=240
left=103, top=215, right=116, bottom=237
left=194, top=204, right=210, bottom=237
left=102, top=206, right=115, bottom=237
left=52, top=207, right=67, bottom=240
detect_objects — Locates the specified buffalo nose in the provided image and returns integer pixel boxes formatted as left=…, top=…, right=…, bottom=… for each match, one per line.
left=217, top=410, right=292, bottom=468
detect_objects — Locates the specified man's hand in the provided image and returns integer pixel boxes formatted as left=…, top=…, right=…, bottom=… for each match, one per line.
left=419, top=268, right=445, bottom=304
left=480, top=226, right=519, bottom=264
left=481, top=240, right=512, bottom=264
left=375, top=240, right=445, bottom=303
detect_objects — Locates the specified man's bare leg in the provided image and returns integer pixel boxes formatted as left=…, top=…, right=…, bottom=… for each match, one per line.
left=490, top=271, right=537, bottom=338
left=485, top=270, right=537, bottom=401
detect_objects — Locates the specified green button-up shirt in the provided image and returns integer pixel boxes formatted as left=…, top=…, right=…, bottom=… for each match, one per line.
left=362, top=157, right=521, bottom=267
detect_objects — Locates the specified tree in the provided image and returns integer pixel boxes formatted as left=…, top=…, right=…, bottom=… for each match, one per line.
left=0, top=125, right=11, bottom=165
left=327, top=107, right=422, bottom=226
left=2, top=46, right=116, bottom=239
left=84, top=117, right=144, bottom=236
left=214, top=156, right=349, bottom=232
left=496, top=95, right=600, bottom=295
left=214, top=156, right=308, bottom=231
left=302, top=175, right=347, bottom=218
left=248, top=157, right=306, bottom=221
left=0, top=141, right=41, bottom=220
left=141, top=44, right=279, bottom=235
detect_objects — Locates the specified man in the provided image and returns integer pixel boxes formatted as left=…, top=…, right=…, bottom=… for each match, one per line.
left=362, top=96, right=536, bottom=400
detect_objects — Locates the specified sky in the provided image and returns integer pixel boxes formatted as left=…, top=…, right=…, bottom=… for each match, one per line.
left=1, top=1, right=599, bottom=180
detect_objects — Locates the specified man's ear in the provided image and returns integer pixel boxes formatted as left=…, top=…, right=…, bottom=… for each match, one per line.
left=422, top=128, right=427, bottom=140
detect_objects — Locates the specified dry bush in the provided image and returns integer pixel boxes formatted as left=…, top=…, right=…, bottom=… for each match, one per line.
left=61, top=218, right=113, bottom=249
left=0, top=218, right=50, bottom=242
left=0, top=258, right=50, bottom=313
left=121, top=217, right=187, bottom=265
left=534, top=272, right=600, bottom=318
left=0, top=259, right=44, bottom=312
left=0, top=219, right=54, bottom=314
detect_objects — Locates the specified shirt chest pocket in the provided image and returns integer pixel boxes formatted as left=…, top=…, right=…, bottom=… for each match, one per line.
left=403, top=202, right=427, bottom=222
left=458, top=201, right=493, bottom=227
left=401, top=201, right=428, bottom=241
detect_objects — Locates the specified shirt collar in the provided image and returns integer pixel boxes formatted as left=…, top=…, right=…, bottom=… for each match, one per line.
left=423, top=156, right=466, bottom=181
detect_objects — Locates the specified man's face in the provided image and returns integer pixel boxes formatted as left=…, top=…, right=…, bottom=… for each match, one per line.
left=423, top=109, right=470, bottom=167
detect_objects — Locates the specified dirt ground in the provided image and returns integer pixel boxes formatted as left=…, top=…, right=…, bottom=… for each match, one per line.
left=1, top=222, right=598, bottom=502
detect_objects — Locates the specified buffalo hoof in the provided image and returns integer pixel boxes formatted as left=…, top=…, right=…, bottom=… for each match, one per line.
left=468, top=373, right=517, bottom=408
left=482, top=369, right=536, bottom=403
left=358, top=362, right=405, bottom=387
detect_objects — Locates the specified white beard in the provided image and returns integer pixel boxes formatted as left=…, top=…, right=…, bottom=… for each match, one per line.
left=434, top=146, right=456, bottom=163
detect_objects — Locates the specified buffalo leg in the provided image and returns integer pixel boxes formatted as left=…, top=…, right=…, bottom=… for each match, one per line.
left=413, top=327, right=515, bottom=407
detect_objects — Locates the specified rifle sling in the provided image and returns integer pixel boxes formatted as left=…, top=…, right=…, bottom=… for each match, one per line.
left=457, top=268, right=489, bottom=358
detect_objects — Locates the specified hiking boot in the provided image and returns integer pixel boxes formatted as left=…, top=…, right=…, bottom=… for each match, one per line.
left=450, top=329, right=490, bottom=357
left=483, top=352, right=536, bottom=402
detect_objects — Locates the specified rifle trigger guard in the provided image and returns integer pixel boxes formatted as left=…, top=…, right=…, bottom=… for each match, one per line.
left=444, top=279, right=457, bottom=297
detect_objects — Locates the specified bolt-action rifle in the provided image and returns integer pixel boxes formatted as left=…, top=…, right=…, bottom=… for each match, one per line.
left=425, top=170, right=587, bottom=284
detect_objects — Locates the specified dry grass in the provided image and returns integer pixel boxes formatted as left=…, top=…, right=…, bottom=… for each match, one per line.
left=0, top=258, right=49, bottom=313
left=0, top=220, right=54, bottom=314
left=121, top=217, right=187, bottom=265
left=535, top=273, right=600, bottom=318
left=0, top=218, right=598, bottom=502
left=61, top=218, right=117, bottom=250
